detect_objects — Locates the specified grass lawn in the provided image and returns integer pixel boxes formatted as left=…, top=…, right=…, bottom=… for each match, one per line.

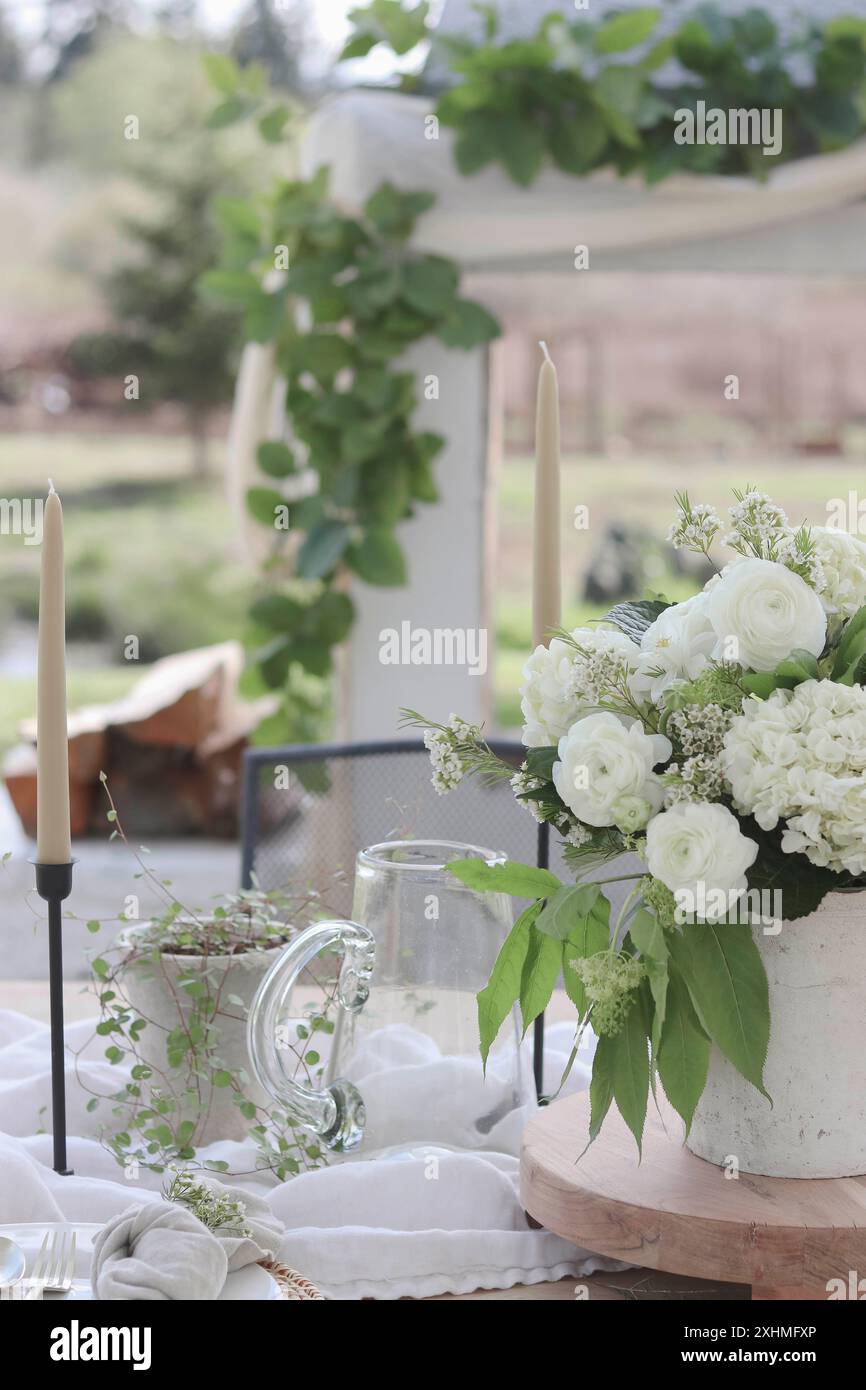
left=0, top=667, right=143, bottom=755
left=0, top=430, right=222, bottom=494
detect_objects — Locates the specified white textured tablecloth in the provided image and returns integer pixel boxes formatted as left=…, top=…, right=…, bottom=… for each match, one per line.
left=0, top=1009, right=623, bottom=1299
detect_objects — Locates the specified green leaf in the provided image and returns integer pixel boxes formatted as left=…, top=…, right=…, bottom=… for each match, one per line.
left=666, top=921, right=770, bottom=1098
left=628, top=906, right=668, bottom=1050
left=594, top=7, right=660, bottom=54
left=256, top=441, right=296, bottom=479
left=206, top=96, right=250, bottom=129
left=346, top=527, right=407, bottom=587
left=401, top=256, right=460, bottom=316
left=249, top=592, right=303, bottom=631
left=585, top=1034, right=615, bottom=1147
left=447, top=857, right=560, bottom=898
left=610, top=992, right=650, bottom=1155
left=258, top=103, right=291, bottom=143
left=212, top=1070, right=233, bottom=1089
left=602, top=597, right=672, bottom=641
left=202, top=52, right=241, bottom=95
left=524, top=746, right=559, bottom=780
left=477, top=902, right=537, bottom=1068
left=199, top=269, right=260, bottom=304
left=519, top=923, right=563, bottom=1036
left=499, top=117, right=547, bottom=185
left=832, top=603, right=866, bottom=681
left=657, top=967, right=710, bottom=1135
left=438, top=298, right=501, bottom=349
left=246, top=486, right=284, bottom=528
left=536, top=883, right=600, bottom=941
left=297, top=520, right=350, bottom=579
left=562, top=894, right=611, bottom=1017
left=309, top=590, right=355, bottom=645
left=364, top=183, right=435, bottom=240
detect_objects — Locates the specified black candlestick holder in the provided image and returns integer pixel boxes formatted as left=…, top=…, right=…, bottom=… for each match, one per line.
left=34, top=860, right=75, bottom=1175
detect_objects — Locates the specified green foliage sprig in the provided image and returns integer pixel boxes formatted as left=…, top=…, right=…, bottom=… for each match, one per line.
left=342, top=3, right=866, bottom=184
left=199, top=55, right=500, bottom=742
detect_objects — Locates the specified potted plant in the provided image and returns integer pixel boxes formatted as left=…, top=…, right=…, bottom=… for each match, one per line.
left=408, top=486, right=866, bottom=1178
left=81, top=785, right=339, bottom=1177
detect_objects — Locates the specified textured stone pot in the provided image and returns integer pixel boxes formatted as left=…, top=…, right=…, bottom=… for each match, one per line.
left=117, top=923, right=284, bottom=1146
left=687, top=892, right=866, bottom=1178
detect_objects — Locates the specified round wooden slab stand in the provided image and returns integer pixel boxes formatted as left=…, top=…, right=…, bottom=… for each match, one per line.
left=521, top=1093, right=866, bottom=1301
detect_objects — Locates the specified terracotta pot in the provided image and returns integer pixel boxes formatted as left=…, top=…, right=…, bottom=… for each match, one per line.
left=116, top=922, right=284, bottom=1146
left=687, top=892, right=866, bottom=1178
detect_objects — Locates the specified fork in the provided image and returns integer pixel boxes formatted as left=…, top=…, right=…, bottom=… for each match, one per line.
left=31, top=1229, right=76, bottom=1295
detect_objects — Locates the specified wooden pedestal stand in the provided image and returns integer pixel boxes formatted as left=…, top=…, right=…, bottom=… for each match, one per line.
left=521, top=1094, right=866, bottom=1301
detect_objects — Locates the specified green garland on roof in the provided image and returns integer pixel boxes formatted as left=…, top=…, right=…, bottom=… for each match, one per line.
left=342, top=2, right=866, bottom=184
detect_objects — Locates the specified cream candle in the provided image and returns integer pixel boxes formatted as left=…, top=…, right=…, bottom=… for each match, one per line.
left=532, top=342, right=562, bottom=649
left=36, top=483, right=71, bottom=864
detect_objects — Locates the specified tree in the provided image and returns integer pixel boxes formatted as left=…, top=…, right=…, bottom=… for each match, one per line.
left=69, top=155, right=243, bottom=477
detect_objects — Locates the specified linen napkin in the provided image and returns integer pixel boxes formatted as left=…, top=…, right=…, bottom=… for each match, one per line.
left=91, top=1182, right=281, bottom=1300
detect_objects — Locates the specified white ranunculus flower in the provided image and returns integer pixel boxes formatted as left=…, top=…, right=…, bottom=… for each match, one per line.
left=552, top=712, right=671, bottom=828
left=644, top=802, right=759, bottom=922
left=704, top=557, right=826, bottom=672
left=629, top=594, right=717, bottom=703
left=519, top=627, right=639, bottom=748
left=810, top=526, right=866, bottom=619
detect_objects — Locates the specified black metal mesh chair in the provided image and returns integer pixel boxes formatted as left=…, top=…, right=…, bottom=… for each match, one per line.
left=239, top=738, right=578, bottom=903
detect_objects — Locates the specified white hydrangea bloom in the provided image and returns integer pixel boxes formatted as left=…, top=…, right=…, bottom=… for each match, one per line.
left=809, top=527, right=866, bottom=619
left=519, top=626, right=639, bottom=748
left=629, top=594, right=717, bottom=704
left=724, top=679, right=866, bottom=877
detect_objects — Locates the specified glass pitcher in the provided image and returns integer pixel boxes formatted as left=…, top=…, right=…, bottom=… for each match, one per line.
left=247, top=841, right=533, bottom=1154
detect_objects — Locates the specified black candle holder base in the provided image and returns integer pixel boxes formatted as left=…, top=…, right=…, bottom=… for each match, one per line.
left=33, top=859, right=76, bottom=1176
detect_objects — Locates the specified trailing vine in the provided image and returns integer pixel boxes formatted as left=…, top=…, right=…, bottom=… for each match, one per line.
left=343, top=2, right=866, bottom=183
left=200, top=59, right=499, bottom=743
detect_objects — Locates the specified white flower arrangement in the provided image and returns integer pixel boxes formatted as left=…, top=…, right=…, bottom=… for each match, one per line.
left=407, top=487, right=866, bottom=1154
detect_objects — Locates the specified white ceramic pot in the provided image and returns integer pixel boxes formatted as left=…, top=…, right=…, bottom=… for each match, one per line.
left=116, top=923, right=283, bottom=1146
left=687, top=892, right=866, bottom=1178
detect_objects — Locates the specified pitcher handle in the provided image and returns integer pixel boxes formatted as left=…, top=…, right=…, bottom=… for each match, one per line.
left=246, top=919, right=375, bottom=1152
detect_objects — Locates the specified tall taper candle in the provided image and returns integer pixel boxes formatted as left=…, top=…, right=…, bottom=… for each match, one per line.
left=532, top=342, right=562, bottom=648
left=36, top=483, right=71, bottom=864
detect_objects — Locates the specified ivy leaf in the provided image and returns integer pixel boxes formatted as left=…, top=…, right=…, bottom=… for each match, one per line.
left=346, top=527, right=407, bottom=586
left=657, top=967, right=710, bottom=1135
left=249, top=592, right=303, bottom=631
left=499, top=117, right=546, bottom=185
left=453, top=113, right=501, bottom=174
left=610, top=992, right=650, bottom=1155
left=603, top=597, right=672, bottom=641
left=666, top=921, right=770, bottom=1098
left=594, top=7, right=660, bottom=54
left=297, top=520, right=350, bottom=579
left=438, top=298, right=501, bottom=348
left=477, top=902, right=537, bottom=1068
left=256, top=441, right=296, bottom=478
left=536, top=883, right=601, bottom=941
left=206, top=96, right=251, bottom=129
left=199, top=269, right=260, bottom=304
left=309, top=591, right=355, bottom=644
left=519, top=923, right=562, bottom=1036
left=447, top=858, right=560, bottom=898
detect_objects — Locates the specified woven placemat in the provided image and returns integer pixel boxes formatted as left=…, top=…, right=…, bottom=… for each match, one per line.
left=259, top=1259, right=326, bottom=1301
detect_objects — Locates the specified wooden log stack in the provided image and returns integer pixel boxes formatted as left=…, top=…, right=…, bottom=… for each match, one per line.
left=4, top=642, right=276, bottom=839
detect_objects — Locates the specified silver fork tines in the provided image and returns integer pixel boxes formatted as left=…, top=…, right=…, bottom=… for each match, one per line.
left=31, top=1229, right=76, bottom=1294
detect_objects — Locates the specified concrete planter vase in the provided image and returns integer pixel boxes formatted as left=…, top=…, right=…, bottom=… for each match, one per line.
left=686, top=892, right=866, bottom=1179
left=117, top=922, right=283, bottom=1147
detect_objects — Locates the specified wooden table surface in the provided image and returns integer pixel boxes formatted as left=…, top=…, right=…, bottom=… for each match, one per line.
left=0, top=980, right=748, bottom=1301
